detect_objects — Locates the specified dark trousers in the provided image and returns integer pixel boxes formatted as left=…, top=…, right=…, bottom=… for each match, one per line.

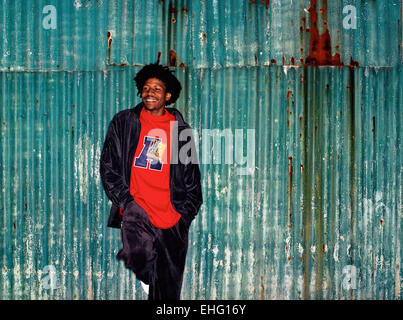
left=116, top=202, right=189, bottom=300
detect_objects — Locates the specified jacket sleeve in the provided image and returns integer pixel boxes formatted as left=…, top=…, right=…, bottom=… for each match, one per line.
left=180, top=131, right=203, bottom=226
left=182, top=162, right=203, bottom=226
left=99, top=114, right=133, bottom=211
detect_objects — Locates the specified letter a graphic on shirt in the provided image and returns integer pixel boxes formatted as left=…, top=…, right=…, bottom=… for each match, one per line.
left=134, top=136, right=163, bottom=171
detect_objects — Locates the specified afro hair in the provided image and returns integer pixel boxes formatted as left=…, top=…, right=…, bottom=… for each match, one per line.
left=134, top=63, right=182, bottom=105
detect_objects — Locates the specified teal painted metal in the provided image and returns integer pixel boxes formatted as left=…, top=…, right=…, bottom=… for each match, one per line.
left=0, top=0, right=401, bottom=300
left=1, top=0, right=401, bottom=70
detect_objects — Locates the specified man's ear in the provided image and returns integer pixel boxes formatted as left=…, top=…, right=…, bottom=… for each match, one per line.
left=165, top=92, right=172, bottom=102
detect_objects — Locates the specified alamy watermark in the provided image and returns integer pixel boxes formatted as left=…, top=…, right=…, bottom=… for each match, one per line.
left=139, top=123, right=256, bottom=176
left=41, top=265, right=59, bottom=290
left=342, top=265, right=357, bottom=290
left=42, top=5, right=57, bottom=30
left=343, top=5, right=357, bottom=30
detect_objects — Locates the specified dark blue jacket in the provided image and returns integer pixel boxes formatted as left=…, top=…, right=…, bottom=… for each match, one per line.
left=99, top=102, right=203, bottom=228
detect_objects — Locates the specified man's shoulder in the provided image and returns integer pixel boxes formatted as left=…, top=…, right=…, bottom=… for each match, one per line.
left=111, top=105, right=140, bottom=123
left=166, top=107, right=191, bottom=128
left=113, top=108, right=133, bottom=120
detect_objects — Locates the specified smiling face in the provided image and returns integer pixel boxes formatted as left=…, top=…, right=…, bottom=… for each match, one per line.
left=141, top=78, right=172, bottom=116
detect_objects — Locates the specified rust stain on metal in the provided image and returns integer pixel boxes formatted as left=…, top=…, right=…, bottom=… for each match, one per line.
left=287, top=156, right=293, bottom=228
left=107, top=31, right=112, bottom=64
left=288, top=157, right=293, bottom=178
left=301, top=16, right=306, bottom=29
left=347, top=64, right=357, bottom=296
left=299, top=117, right=304, bottom=141
left=301, top=71, right=313, bottom=299
left=301, top=0, right=360, bottom=67
left=249, top=0, right=270, bottom=6
left=168, top=2, right=178, bottom=15
left=350, top=56, right=360, bottom=67
left=287, top=90, right=294, bottom=128
left=304, top=0, right=343, bottom=66
left=168, top=49, right=178, bottom=67
left=262, top=0, right=270, bottom=6
left=260, top=276, right=265, bottom=300
left=372, top=116, right=375, bottom=133
left=107, top=31, right=112, bottom=47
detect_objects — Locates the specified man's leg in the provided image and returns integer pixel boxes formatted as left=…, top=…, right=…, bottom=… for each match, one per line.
left=148, top=217, right=189, bottom=300
left=116, top=203, right=157, bottom=285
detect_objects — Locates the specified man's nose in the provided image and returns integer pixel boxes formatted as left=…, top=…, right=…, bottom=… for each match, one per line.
left=145, top=88, right=157, bottom=95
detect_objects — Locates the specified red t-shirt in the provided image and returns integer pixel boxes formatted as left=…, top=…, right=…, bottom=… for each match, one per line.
left=129, top=108, right=181, bottom=229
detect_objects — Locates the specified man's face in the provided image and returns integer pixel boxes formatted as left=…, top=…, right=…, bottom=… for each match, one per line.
left=141, top=78, right=172, bottom=116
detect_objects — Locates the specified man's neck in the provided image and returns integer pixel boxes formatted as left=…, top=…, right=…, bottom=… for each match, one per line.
left=144, top=107, right=166, bottom=116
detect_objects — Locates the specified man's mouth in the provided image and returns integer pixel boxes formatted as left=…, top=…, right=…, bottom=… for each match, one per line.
left=144, top=96, right=158, bottom=103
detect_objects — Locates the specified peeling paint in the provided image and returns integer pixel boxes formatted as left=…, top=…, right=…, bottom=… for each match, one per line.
left=74, top=133, right=101, bottom=204
left=333, top=243, right=339, bottom=262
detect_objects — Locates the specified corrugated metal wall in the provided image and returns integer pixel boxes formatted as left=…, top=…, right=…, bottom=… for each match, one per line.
left=0, top=0, right=401, bottom=300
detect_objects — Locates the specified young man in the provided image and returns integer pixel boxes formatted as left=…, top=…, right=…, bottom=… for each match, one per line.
left=99, top=63, right=203, bottom=300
